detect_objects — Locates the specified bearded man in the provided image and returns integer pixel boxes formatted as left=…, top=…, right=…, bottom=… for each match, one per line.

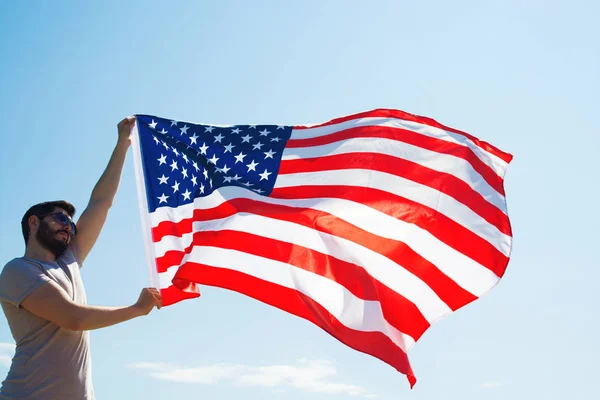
left=0, top=117, right=162, bottom=399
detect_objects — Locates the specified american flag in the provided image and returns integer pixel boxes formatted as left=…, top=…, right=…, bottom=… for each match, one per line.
left=131, top=109, right=513, bottom=387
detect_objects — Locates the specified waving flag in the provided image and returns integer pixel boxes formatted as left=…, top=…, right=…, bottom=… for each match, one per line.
left=131, top=109, right=513, bottom=387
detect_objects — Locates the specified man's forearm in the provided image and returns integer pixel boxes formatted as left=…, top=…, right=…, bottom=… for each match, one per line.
left=71, top=303, right=142, bottom=331
left=21, top=282, right=160, bottom=332
left=89, top=139, right=130, bottom=205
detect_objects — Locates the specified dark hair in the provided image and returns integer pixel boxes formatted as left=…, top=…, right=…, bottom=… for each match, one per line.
left=21, top=200, right=76, bottom=245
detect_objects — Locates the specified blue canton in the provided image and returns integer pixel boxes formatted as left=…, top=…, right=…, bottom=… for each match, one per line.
left=135, top=114, right=293, bottom=213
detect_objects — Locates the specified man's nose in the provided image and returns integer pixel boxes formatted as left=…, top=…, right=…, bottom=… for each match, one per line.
left=62, top=222, right=72, bottom=233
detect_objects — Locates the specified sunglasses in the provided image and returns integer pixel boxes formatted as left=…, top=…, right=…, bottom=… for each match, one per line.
left=39, top=211, right=77, bottom=236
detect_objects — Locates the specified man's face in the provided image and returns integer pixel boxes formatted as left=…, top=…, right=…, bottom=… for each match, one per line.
left=35, top=208, right=74, bottom=258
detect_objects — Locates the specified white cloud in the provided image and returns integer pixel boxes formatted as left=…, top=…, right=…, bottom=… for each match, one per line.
left=481, top=382, right=502, bottom=389
left=126, top=362, right=244, bottom=384
left=238, top=359, right=371, bottom=397
left=0, top=343, right=15, bottom=368
left=128, top=358, right=375, bottom=397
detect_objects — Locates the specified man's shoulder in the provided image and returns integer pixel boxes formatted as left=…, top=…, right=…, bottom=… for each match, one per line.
left=2, top=257, right=24, bottom=267
left=0, top=257, right=45, bottom=283
left=0, top=246, right=81, bottom=284
left=0, top=257, right=47, bottom=304
left=1, top=257, right=32, bottom=277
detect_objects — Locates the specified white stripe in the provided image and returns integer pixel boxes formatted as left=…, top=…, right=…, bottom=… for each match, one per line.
left=149, top=187, right=502, bottom=297
left=157, top=246, right=416, bottom=352
left=282, top=136, right=506, bottom=212
left=291, top=117, right=508, bottom=178
left=153, top=214, right=452, bottom=322
left=275, top=169, right=511, bottom=255
left=131, top=124, right=160, bottom=289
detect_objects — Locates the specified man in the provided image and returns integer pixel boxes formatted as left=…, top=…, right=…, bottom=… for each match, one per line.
left=0, top=117, right=162, bottom=399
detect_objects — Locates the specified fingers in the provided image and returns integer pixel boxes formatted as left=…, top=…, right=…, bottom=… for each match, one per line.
left=120, top=115, right=135, bottom=124
left=137, top=287, right=163, bottom=313
left=125, top=116, right=136, bottom=127
left=145, top=287, right=163, bottom=310
left=152, top=292, right=163, bottom=309
left=117, top=116, right=136, bottom=130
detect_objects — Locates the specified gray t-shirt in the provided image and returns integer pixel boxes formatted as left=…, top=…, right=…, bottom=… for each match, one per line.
left=0, top=245, right=94, bottom=399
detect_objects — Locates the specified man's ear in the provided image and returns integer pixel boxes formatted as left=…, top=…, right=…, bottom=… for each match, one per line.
left=28, top=215, right=39, bottom=232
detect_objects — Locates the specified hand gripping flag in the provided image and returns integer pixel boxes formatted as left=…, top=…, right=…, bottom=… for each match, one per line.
left=131, top=109, right=513, bottom=387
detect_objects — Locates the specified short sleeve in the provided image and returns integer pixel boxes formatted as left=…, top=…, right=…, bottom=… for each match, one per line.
left=0, top=259, right=52, bottom=308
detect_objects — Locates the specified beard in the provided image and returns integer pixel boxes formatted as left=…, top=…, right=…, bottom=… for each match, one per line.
left=36, top=219, right=70, bottom=258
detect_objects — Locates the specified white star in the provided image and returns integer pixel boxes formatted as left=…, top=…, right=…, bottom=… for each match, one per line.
left=171, top=147, right=179, bottom=157
left=182, top=167, right=188, bottom=179
left=182, top=189, right=191, bottom=201
left=223, top=176, right=233, bottom=183
left=157, top=154, right=167, bottom=165
left=149, top=120, right=158, bottom=129
left=259, top=169, right=272, bottom=181
left=170, top=120, right=178, bottom=127
left=199, top=142, right=209, bottom=155
left=171, top=181, right=180, bottom=192
left=191, top=175, right=197, bottom=186
left=214, top=133, right=225, bottom=143
left=270, top=137, right=281, bottom=142
left=231, top=128, right=242, bottom=134
left=209, top=154, right=219, bottom=165
left=255, top=188, right=264, bottom=194
left=224, top=143, right=235, bottom=153
left=246, top=160, right=259, bottom=172
left=252, top=142, right=264, bottom=150
left=157, top=193, right=169, bottom=203
left=259, top=129, right=270, bottom=136
left=216, top=164, right=231, bottom=174
left=204, top=126, right=215, bottom=133
left=162, top=141, right=169, bottom=150
left=248, top=125, right=256, bottom=129
left=264, top=149, right=276, bottom=159
left=182, top=153, right=189, bottom=164
left=157, top=174, right=168, bottom=184
left=192, top=161, right=199, bottom=172
left=241, top=134, right=253, bottom=143
left=180, top=125, right=189, bottom=135
left=159, top=128, right=168, bottom=134
left=210, top=179, right=213, bottom=188
left=242, top=181, right=253, bottom=187
left=232, top=174, right=241, bottom=181
left=276, top=125, right=285, bottom=130
left=153, top=137, right=160, bottom=145
left=203, top=169, right=209, bottom=179
left=234, top=151, right=246, bottom=163
left=170, top=160, right=178, bottom=171
left=199, top=183, right=205, bottom=194
left=189, top=133, right=199, bottom=145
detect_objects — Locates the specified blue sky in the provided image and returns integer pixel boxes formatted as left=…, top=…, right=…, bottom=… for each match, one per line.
left=0, top=0, right=598, bottom=399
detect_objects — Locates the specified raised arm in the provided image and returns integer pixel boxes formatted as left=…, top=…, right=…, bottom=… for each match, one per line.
left=73, top=117, right=135, bottom=262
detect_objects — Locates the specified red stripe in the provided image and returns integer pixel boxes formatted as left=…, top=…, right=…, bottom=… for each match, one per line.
left=156, top=229, right=432, bottom=341
left=293, top=109, right=512, bottom=164
left=171, top=263, right=417, bottom=387
left=270, top=185, right=510, bottom=278
left=159, top=281, right=200, bottom=306
left=279, top=152, right=511, bottom=236
left=286, top=124, right=506, bottom=196
left=152, top=198, right=478, bottom=313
